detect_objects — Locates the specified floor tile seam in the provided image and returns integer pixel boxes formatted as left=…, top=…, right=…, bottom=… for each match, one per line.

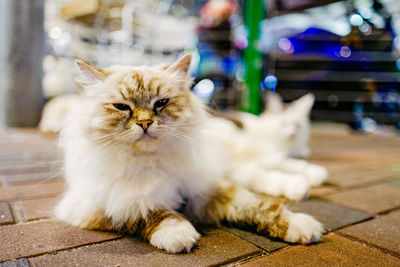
left=9, top=201, right=24, bottom=223
left=222, top=227, right=291, bottom=254
left=321, top=177, right=400, bottom=195
left=208, top=250, right=264, bottom=267
left=221, top=252, right=269, bottom=267
left=334, top=231, right=400, bottom=259
left=0, top=201, right=15, bottom=223
left=375, top=206, right=400, bottom=216
left=0, top=192, right=63, bottom=203
left=324, top=161, right=400, bottom=169
left=319, top=197, right=400, bottom=216
left=299, top=198, right=376, bottom=222
left=3, top=178, right=65, bottom=187
left=25, top=237, right=261, bottom=267
left=1, top=235, right=125, bottom=264
left=323, top=215, right=375, bottom=233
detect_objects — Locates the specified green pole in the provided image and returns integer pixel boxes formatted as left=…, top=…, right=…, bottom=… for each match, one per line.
left=241, top=0, right=265, bottom=115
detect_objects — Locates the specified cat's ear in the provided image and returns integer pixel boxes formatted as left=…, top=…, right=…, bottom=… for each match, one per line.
left=75, top=59, right=107, bottom=86
left=265, top=93, right=283, bottom=114
left=286, top=93, right=315, bottom=115
left=166, top=54, right=192, bottom=75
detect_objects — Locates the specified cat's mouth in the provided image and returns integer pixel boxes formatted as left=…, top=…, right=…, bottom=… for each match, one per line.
left=140, top=133, right=157, bottom=141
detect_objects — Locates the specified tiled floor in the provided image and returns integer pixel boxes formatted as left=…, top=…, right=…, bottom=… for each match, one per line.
left=0, top=124, right=399, bottom=266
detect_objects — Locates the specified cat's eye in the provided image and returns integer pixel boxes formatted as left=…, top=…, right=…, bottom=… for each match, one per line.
left=153, top=99, right=169, bottom=109
left=113, top=103, right=131, bottom=111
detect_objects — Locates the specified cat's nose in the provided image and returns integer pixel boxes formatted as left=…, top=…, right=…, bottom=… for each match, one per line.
left=136, top=119, right=153, bottom=131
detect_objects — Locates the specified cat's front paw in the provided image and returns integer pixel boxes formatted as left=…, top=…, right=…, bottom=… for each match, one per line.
left=149, top=218, right=200, bottom=253
left=305, top=165, right=328, bottom=186
left=284, top=212, right=324, bottom=244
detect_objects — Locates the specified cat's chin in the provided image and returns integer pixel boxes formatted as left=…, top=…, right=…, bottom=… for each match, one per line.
left=132, top=134, right=163, bottom=152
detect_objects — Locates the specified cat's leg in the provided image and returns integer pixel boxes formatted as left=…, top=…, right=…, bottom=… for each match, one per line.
left=275, top=158, right=328, bottom=186
left=54, top=190, right=114, bottom=231
left=230, top=162, right=309, bottom=201
left=199, top=180, right=324, bottom=244
left=141, top=210, right=200, bottom=253
left=56, top=194, right=199, bottom=253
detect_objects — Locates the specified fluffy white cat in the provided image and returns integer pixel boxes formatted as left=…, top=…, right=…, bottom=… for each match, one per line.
left=211, top=93, right=327, bottom=201
left=53, top=54, right=324, bottom=253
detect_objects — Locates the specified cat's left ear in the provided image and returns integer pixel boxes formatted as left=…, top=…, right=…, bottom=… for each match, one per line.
left=166, top=53, right=192, bottom=76
left=75, top=59, right=108, bottom=86
left=286, top=93, right=315, bottom=115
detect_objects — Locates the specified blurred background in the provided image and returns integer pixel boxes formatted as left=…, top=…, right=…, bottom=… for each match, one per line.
left=1, top=0, right=400, bottom=134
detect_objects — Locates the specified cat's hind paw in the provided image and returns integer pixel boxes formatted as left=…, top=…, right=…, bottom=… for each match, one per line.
left=284, top=212, right=325, bottom=244
left=305, top=165, right=328, bottom=186
left=149, top=218, right=200, bottom=253
left=282, top=174, right=310, bottom=201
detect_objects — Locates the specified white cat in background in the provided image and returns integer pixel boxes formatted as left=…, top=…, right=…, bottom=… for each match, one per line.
left=210, top=93, right=327, bottom=201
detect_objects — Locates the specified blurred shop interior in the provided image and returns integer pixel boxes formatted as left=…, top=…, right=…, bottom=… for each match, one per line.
left=1, top=0, right=400, bottom=134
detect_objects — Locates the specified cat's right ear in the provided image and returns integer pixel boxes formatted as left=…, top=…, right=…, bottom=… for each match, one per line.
left=75, top=59, right=107, bottom=86
left=265, top=93, right=283, bottom=114
left=166, top=53, right=192, bottom=76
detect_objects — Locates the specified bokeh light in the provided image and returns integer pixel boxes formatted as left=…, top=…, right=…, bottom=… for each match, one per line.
left=278, top=38, right=294, bottom=54
left=261, top=75, right=278, bottom=92
left=349, top=14, right=363, bottom=26
left=193, top=79, right=215, bottom=101
left=340, top=46, right=351, bottom=58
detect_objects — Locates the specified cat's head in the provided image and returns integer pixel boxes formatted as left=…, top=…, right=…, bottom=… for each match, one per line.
left=252, top=93, right=315, bottom=157
left=71, top=54, right=203, bottom=152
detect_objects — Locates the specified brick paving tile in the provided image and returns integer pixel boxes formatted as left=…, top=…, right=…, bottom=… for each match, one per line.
left=0, top=151, right=59, bottom=162
left=386, top=178, right=400, bottom=189
left=0, top=163, right=62, bottom=176
left=2, top=172, right=63, bottom=186
left=326, top=166, right=399, bottom=188
left=338, top=210, right=400, bottom=256
left=0, top=141, right=57, bottom=153
left=0, top=181, right=65, bottom=202
left=223, top=227, right=289, bottom=253
left=30, top=227, right=263, bottom=267
left=0, top=258, right=30, bottom=267
left=0, top=220, right=121, bottom=262
left=19, top=197, right=59, bottom=221
left=322, top=183, right=400, bottom=214
left=0, top=203, right=14, bottom=225
left=287, top=199, right=373, bottom=232
left=240, top=233, right=400, bottom=267
left=309, top=185, right=339, bottom=198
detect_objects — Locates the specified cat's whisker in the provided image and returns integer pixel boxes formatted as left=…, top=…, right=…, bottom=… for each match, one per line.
left=18, top=169, right=64, bottom=193
left=159, top=128, right=197, bottom=146
left=161, top=121, right=201, bottom=131
left=33, top=158, right=65, bottom=165
left=87, top=132, right=121, bottom=143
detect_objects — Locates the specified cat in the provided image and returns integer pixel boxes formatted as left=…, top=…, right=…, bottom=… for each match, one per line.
left=54, top=54, right=324, bottom=253
left=41, top=81, right=327, bottom=201
left=210, top=93, right=327, bottom=201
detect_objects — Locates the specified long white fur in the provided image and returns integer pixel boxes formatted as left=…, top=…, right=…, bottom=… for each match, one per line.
left=53, top=56, right=325, bottom=252
left=55, top=92, right=225, bottom=228
left=208, top=93, right=327, bottom=201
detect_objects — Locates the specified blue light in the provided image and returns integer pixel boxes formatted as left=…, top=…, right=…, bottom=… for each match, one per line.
left=261, top=75, right=278, bottom=92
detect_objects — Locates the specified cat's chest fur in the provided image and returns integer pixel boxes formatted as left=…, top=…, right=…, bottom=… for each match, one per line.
left=63, top=136, right=217, bottom=222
